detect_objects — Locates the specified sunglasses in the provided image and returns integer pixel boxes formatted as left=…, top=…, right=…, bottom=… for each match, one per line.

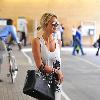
left=52, top=22, right=59, bottom=27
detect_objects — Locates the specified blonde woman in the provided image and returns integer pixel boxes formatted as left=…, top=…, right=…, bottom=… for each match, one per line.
left=32, top=13, right=64, bottom=100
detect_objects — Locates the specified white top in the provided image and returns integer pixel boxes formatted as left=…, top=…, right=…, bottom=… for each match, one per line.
left=40, top=37, right=61, bottom=68
left=72, top=27, right=77, bottom=35
left=17, top=18, right=27, bottom=34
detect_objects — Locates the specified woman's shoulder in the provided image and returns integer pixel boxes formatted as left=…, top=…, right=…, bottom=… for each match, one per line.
left=32, top=37, right=40, bottom=44
left=32, top=35, right=44, bottom=46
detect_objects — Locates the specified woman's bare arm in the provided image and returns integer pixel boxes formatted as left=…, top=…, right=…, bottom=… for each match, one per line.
left=32, top=38, right=42, bottom=68
left=32, top=37, right=54, bottom=73
left=32, top=37, right=63, bottom=83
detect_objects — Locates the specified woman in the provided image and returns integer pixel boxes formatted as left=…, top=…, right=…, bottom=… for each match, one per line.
left=32, top=13, right=64, bottom=100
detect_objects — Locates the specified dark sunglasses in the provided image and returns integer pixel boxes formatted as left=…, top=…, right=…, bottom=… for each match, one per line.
left=52, top=22, right=59, bottom=27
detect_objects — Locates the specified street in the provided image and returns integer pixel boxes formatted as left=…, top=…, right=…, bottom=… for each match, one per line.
left=0, top=45, right=100, bottom=100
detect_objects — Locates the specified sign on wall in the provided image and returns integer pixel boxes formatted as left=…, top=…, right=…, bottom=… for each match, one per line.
left=0, top=19, right=7, bottom=26
left=81, top=21, right=96, bottom=36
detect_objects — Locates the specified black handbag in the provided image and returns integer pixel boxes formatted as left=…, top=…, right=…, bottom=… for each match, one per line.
left=23, top=70, right=55, bottom=100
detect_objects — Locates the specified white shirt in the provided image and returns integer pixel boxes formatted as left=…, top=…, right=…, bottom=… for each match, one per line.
left=72, top=27, right=77, bottom=35
left=40, top=37, right=61, bottom=67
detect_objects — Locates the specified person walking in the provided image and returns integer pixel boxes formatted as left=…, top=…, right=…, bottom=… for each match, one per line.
left=18, top=18, right=27, bottom=46
left=32, top=13, right=63, bottom=100
left=72, top=25, right=85, bottom=56
left=59, top=24, right=64, bottom=47
left=53, top=30, right=62, bottom=48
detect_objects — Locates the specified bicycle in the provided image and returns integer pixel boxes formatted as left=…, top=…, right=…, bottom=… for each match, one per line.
left=7, top=45, right=18, bottom=83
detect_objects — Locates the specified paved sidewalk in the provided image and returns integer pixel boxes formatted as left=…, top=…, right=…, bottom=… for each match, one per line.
left=0, top=45, right=36, bottom=100
left=0, top=45, right=99, bottom=100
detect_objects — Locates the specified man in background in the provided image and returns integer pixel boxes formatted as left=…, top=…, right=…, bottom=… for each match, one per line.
left=0, top=19, right=21, bottom=82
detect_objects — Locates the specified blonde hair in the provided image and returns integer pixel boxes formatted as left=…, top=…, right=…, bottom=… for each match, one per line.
left=37, top=13, right=57, bottom=30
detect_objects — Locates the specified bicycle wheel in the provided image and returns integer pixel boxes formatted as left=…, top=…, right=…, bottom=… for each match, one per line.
left=9, top=56, right=18, bottom=83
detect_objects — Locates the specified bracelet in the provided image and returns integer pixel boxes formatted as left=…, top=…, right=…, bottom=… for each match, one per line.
left=55, top=69, right=58, bottom=74
left=39, top=63, right=45, bottom=71
left=52, top=68, right=58, bottom=74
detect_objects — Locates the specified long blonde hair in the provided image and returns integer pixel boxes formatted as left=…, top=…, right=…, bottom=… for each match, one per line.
left=37, top=13, right=57, bottom=31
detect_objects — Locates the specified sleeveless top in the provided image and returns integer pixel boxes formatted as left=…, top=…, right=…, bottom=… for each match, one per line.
left=39, top=36, right=61, bottom=68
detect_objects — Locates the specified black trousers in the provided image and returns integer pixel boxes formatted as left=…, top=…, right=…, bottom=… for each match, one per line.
left=96, top=47, right=100, bottom=55
left=20, top=32, right=27, bottom=46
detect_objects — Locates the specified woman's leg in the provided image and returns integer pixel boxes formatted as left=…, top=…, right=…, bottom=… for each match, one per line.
left=78, top=42, right=85, bottom=55
left=72, top=44, right=77, bottom=55
left=96, top=48, right=99, bottom=56
left=55, top=84, right=62, bottom=100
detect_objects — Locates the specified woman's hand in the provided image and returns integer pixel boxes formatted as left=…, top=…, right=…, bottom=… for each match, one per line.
left=55, top=69, right=64, bottom=84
